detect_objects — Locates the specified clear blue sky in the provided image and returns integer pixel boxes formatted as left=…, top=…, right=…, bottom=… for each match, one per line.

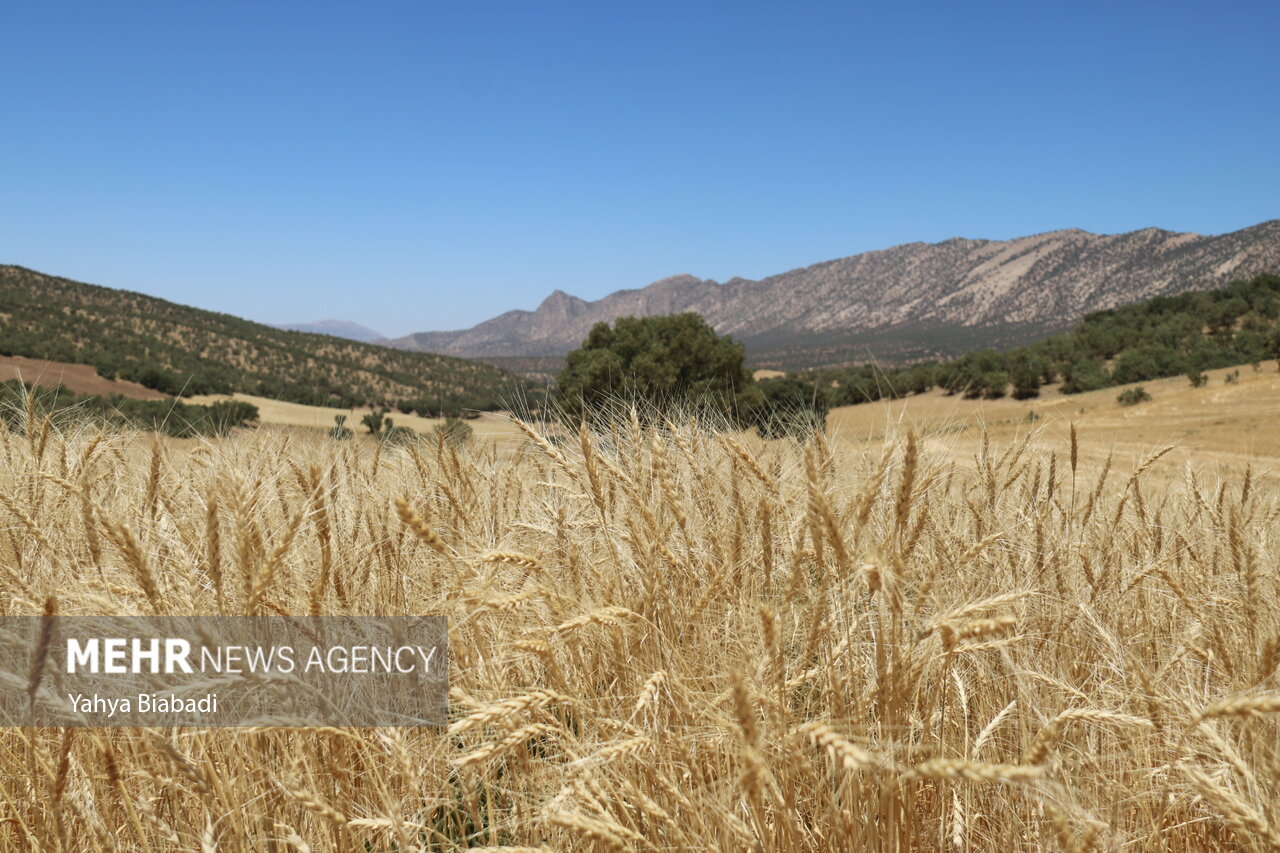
left=3, top=1, right=1277, bottom=336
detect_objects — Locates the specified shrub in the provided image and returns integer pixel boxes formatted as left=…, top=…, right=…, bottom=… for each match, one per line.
left=381, top=423, right=420, bottom=446
left=360, top=409, right=388, bottom=435
left=432, top=417, right=474, bottom=446
left=201, top=400, right=261, bottom=435
left=1117, top=386, right=1152, bottom=406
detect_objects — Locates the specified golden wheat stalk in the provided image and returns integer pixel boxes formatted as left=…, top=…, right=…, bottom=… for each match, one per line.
left=26, top=594, right=57, bottom=711
left=455, top=722, right=558, bottom=769
left=1195, top=694, right=1280, bottom=721
left=394, top=496, right=447, bottom=553
left=1023, top=708, right=1155, bottom=765
left=903, top=758, right=1042, bottom=784
left=100, top=519, right=162, bottom=611
left=480, top=550, right=543, bottom=571
left=797, top=721, right=880, bottom=771
left=551, top=606, right=641, bottom=637
left=448, top=689, right=577, bottom=736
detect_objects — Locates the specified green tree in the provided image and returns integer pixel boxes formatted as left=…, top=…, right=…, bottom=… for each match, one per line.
left=555, top=313, right=759, bottom=422
left=979, top=370, right=1010, bottom=399
left=1061, top=358, right=1110, bottom=394
left=1011, top=363, right=1041, bottom=399
left=1268, top=327, right=1280, bottom=368
left=753, top=376, right=830, bottom=439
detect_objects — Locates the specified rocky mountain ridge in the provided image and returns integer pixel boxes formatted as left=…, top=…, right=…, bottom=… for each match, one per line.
left=386, top=221, right=1280, bottom=367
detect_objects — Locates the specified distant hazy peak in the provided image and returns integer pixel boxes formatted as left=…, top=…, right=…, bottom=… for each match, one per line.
left=537, top=289, right=588, bottom=310
left=276, top=319, right=385, bottom=343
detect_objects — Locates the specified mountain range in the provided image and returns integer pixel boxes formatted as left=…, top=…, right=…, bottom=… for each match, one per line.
left=385, top=221, right=1280, bottom=368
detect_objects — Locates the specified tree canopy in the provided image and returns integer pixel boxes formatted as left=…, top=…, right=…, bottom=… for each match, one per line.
left=555, top=313, right=833, bottom=438
left=556, top=313, right=761, bottom=420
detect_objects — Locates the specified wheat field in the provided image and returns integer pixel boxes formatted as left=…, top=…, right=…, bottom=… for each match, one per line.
left=0, top=403, right=1278, bottom=851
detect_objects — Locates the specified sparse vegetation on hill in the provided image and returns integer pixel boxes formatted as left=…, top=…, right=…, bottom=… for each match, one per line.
left=805, top=273, right=1280, bottom=404
left=0, top=265, right=530, bottom=414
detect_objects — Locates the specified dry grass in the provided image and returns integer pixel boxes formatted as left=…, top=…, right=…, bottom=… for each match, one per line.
left=184, top=393, right=524, bottom=441
left=829, top=362, right=1280, bottom=481
left=0, top=403, right=1278, bottom=851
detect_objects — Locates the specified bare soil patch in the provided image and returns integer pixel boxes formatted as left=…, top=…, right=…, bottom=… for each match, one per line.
left=0, top=355, right=169, bottom=399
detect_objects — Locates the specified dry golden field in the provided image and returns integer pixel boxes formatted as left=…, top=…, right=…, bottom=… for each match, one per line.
left=0, top=372, right=1278, bottom=850
left=829, top=362, right=1280, bottom=484
left=184, top=393, right=526, bottom=441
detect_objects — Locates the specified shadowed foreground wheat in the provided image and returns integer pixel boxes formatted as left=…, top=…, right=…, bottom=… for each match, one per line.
left=1, top=410, right=1278, bottom=851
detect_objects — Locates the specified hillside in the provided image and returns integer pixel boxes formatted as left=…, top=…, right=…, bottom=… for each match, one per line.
left=387, top=220, right=1280, bottom=368
left=804, top=272, right=1280, bottom=404
left=0, top=265, right=527, bottom=414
